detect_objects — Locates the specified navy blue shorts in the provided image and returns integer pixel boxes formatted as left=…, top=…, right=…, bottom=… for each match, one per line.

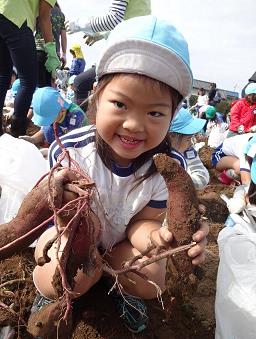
left=211, top=143, right=226, bottom=167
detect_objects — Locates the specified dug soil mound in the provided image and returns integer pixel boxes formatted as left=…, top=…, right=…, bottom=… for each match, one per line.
left=0, top=145, right=235, bottom=339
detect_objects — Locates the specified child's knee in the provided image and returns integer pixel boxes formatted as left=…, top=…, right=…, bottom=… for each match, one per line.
left=33, top=227, right=103, bottom=299
left=121, top=259, right=167, bottom=299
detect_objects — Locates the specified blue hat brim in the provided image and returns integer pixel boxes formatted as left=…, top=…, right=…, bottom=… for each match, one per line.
left=170, top=117, right=206, bottom=134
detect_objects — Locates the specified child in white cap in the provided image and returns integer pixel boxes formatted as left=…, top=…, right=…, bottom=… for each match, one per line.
left=169, top=108, right=209, bottom=190
left=20, top=86, right=87, bottom=146
left=31, top=15, right=208, bottom=335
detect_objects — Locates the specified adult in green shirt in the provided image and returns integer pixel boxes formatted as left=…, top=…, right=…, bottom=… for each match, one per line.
left=0, top=0, right=60, bottom=137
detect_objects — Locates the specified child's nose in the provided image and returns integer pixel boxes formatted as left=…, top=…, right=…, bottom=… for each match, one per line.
left=122, top=112, right=144, bottom=132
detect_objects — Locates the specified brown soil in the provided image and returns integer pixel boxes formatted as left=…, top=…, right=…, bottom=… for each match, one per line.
left=0, top=144, right=236, bottom=339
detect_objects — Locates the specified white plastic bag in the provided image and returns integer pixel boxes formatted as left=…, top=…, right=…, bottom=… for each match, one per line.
left=215, top=214, right=256, bottom=339
left=208, top=123, right=228, bottom=148
left=0, top=134, right=47, bottom=223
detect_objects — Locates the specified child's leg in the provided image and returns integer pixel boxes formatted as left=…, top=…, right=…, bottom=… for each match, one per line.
left=105, top=239, right=166, bottom=300
left=215, top=155, right=240, bottom=173
left=19, top=130, right=45, bottom=146
left=29, top=130, right=45, bottom=145
left=239, top=156, right=251, bottom=185
left=33, top=227, right=102, bottom=299
left=240, top=170, right=251, bottom=186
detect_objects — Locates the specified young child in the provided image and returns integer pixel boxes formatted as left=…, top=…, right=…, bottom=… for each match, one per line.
left=211, top=133, right=254, bottom=185
left=20, top=87, right=87, bottom=146
left=69, top=43, right=86, bottom=76
left=66, top=75, right=76, bottom=102
left=227, top=83, right=256, bottom=138
left=199, top=105, right=216, bottom=133
left=32, top=16, right=208, bottom=334
left=191, top=88, right=209, bottom=116
left=169, top=108, right=209, bottom=190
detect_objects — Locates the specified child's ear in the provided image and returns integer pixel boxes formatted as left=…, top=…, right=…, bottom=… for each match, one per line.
left=93, top=81, right=97, bottom=92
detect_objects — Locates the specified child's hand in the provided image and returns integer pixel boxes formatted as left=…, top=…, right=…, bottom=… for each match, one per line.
left=150, top=220, right=208, bottom=266
left=83, top=33, right=103, bottom=46
left=188, top=220, right=209, bottom=265
left=149, top=227, right=173, bottom=249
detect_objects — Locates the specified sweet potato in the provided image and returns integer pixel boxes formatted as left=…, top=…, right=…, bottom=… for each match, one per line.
left=0, top=169, right=89, bottom=260
left=153, top=153, right=201, bottom=298
left=0, top=180, right=53, bottom=260
left=51, top=209, right=101, bottom=297
left=27, top=299, right=72, bottom=339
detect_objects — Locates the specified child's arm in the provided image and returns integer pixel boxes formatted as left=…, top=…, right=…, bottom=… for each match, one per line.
left=127, top=206, right=168, bottom=252
left=38, top=0, right=54, bottom=43
left=230, top=101, right=243, bottom=132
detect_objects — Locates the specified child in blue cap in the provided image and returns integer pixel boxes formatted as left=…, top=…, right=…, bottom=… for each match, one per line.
left=20, top=87, right=88, bottom=146
left=169, top=108, right=209, bottom=190
left=30, top=16, right=208, bottom=336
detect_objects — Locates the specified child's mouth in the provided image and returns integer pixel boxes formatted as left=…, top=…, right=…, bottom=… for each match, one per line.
left=119, top=136, right=141, bottom=144
left=118, top=135, right=143, bottom=149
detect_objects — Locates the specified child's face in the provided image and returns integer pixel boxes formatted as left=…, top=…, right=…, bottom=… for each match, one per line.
left=170, top=133, right=193, bottom=153
left=96, top=74, right=173, bottom=166
left=246, top=93, right=256, bottom=104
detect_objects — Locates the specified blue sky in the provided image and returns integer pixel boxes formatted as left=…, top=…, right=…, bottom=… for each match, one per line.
left=60, top=0, right=256, bottom=95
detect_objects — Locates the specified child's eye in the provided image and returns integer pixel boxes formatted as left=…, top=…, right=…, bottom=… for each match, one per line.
left=113, top=101, right=126, bottom=109
left=148, top=111, right=164, bottom=117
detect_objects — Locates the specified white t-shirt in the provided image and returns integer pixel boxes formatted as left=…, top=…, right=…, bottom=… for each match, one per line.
left=197, top=94, right=208, bottom=106
left=222, top=133, right=254, bottom=171
left=49, top=125, right=183, bottom=249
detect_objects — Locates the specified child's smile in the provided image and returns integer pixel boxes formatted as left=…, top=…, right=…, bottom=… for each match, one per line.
left=96, top=74, right=173, bottom=166
left=117, top=134, right=144, bottom=149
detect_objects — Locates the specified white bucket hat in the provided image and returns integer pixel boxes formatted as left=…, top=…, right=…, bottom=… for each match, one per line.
left=97, top=15, right=193, bottom=98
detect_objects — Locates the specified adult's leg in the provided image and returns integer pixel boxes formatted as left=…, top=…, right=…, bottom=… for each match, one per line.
left=0, top=16, right=13, bottom=135
left=36, top=50, right=52, bottom=87
left=5, top=20, right=37, bottom=136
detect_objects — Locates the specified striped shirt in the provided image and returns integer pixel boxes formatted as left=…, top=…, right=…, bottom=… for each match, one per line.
left=89, top=0, right=151, bottom=33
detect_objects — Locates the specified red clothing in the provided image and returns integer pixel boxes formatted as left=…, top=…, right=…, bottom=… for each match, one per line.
left=229, top=98, right=256, bottom=132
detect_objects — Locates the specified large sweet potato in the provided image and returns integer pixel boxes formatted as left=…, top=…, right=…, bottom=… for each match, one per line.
left=0, top=169, right=86, bottom=260
left=153, top=153, right=201, bottom=298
